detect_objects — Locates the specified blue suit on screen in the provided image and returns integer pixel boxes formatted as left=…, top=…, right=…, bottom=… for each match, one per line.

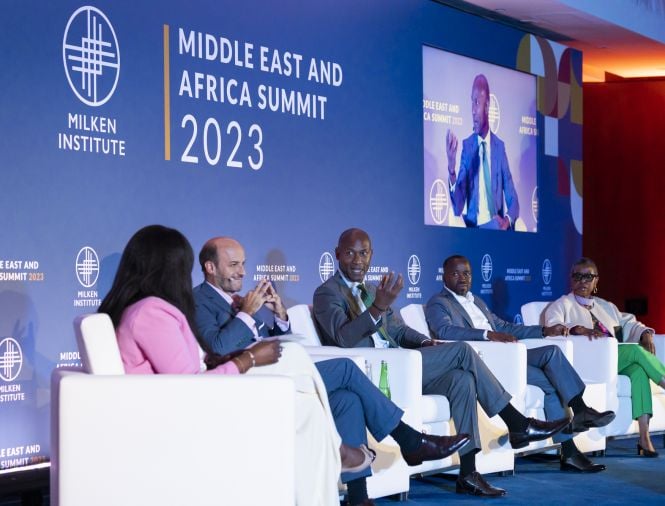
left=450, top=132, right=519, bottom=228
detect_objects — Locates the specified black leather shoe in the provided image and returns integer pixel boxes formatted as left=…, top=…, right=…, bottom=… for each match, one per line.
left=560, top=452, right=606, bottom=472
left=509, top=416, right=569, bottom=449
left=566, top=407, right=616, bottom=434
left=401, top=433, right=471, bottom=466
left=456, top=471, right=506, bottom=497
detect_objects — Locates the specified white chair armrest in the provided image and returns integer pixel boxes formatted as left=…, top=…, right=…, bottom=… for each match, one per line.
left=305, top=346, right=423, bottom=427
left=570, top=337, right=618, bottom=385
left=522, top=337, right=574, bottom=362
left=464, top=341, right=527, bottom=408
left=51, top=370, right=296, bottom=506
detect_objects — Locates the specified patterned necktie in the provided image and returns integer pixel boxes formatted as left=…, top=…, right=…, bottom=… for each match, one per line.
left=231, top=294, right=243, bottom=314
left=481, top=141, right=495, bottom=216
left=357, top=283, right=373, bottom=309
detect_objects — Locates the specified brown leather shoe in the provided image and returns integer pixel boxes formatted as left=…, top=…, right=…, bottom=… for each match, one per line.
left=456, top=471, right=506, bottom=496
left=340, top=443, right=375, bottom=473
left=401, top=433, right=470, bottom=466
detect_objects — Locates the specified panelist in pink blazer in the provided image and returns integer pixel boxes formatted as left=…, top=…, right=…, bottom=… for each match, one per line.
left=98, top=225, right=361, bottom=506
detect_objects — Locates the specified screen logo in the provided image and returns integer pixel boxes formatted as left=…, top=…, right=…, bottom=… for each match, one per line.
left=429, top=179, right=448, bottom=225
left=319, top=252, right=335, bottom=282
left=542, top=258, right=552, bottom=286
left=76, top=246, right=100, bottom=288
left=407, top=255, right=421, bottom=285
left=0, top=337, right=23, bottom=382
left=531, top=186, right=539, bottom=224
left=481, top=254, right=493, bottom=282
left=63, top=6, right=120, bottom=106
left=489, top=93, right=500, bottom=134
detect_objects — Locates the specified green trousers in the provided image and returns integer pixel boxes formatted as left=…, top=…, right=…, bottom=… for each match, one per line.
left=618, top=344, right=665, bottom=419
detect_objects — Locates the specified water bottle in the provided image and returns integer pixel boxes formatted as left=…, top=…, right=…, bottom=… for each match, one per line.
left=379, top=360, right=391, bottom=399
left=364, top=360, right=373, bottom=382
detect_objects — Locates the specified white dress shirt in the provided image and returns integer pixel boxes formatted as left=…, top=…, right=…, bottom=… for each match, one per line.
left=445, top=285, right=492, bottom=338
left=339, top=273, right=390, bottom=348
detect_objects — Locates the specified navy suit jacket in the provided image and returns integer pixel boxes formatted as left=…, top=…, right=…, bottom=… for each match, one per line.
left=425, top=288, right=541, bottom=341
left=193, top=282, right=289, bottom=356
left=450, top=132, right=519, bottom=227
left=313, top=271, right=428, bottom=349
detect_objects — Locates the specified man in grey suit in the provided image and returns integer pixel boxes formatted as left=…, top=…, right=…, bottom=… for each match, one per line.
left=313, top=228, right=570, bottom=497
left=425, top=254, right=616, bottom=473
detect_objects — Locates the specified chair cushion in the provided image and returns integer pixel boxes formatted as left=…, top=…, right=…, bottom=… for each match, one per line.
left=421, top=394, right=450, bottom=423
left=525, top=384, right=545, bottom=410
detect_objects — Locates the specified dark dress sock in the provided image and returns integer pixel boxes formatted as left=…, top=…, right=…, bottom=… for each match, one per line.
left=459, top=451, right=477, bottom=477
left=498, top=403, right=528, bottom=433
left=560, top=439, right=580, bottom=459
left=568, top=393, right=586, bottom=414
left=346, top=477, right=368, bottom=505
left=389, top=421, right=421, bottom=452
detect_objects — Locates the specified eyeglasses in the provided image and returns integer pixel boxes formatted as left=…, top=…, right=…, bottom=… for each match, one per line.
left=571, top=272, right=598, bottom=282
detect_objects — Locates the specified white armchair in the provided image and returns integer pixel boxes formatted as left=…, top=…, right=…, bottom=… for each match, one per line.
left=287, top=304, right=411, bottom=500
left=399, top=304, right=525, bottom=475
left=51, top=313, right=297, bottom=506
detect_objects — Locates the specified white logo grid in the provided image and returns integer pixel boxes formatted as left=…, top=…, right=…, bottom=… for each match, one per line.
left=76, top=246, right=100, bottom=287
left=429, top=179, right=448, bottom=225
left=542, top=258, right=552, bottom=285
left=0, top=338, right=23, bottom=382
left=407, top=255, right=421, bottom=285
left=63, top=6, right=120, bottom=106
left=319, top=252, right=335, bottom=282
left=481, top=254, right=493, bottom=282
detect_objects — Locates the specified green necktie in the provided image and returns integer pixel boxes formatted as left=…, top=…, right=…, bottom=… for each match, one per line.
left=481, top=140, right=496, bottom=216
left=357, top=283, right=395, bottom=347
left=357, top=283, right=373, bottom=309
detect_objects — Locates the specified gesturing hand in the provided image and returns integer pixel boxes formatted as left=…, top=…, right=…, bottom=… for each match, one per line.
left=487, top=331, right=517, bottom=343
left=373, top=272, right=403, bottom=311
left=264, top=282, right=288, bottom=320
left=240, top=278, right=271, bottom=315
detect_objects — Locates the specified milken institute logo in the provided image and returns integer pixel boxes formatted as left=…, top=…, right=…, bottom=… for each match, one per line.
left=76, top=246, right=100, bottom=288
left=63, top=6, right=120, bottom=106
left=319, top=252, right=335, bottom=282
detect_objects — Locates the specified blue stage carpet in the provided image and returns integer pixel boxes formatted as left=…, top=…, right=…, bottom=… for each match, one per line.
left=375, top=436, right=665, bottom=505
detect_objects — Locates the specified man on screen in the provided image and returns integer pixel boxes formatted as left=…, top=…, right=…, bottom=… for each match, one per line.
left=446, top=74, right=519, bottom=229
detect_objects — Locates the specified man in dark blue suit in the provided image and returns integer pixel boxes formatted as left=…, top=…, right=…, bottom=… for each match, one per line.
left=193, top=237, right=469, bottom=506
left=446, top=74, right=519, bottom=229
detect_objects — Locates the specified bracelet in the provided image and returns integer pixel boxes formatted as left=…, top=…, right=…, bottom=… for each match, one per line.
left=371, top=302, right=387, bottom=312
left=231, top=357, right=247, bottom=374
left=245, top=350, right=256, bottom=368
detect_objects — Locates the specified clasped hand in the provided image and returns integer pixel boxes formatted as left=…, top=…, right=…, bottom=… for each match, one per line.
left=239, top=279, right=287, bottom=319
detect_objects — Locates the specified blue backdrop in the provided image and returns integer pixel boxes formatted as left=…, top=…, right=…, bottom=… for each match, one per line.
left=0, top=0, right=582, bottom=469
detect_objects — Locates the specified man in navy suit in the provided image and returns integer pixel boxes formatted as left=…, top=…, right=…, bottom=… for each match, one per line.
left=194, top=237, right=290, bottom=356
left=193, top=237, right=470, bottom=506
left=425, top=254, right=616, bottom=473
left=446, top=74, right=519, bottom=229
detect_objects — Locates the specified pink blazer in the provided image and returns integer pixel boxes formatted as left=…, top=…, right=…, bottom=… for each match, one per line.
left=116, top=296, right=240, bottom=375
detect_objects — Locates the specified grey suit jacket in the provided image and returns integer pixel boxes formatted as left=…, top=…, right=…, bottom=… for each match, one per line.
left=425, top=288, right=542, bottom=341
left=193, top=282, right=289, bottom=356
left=313, top=271, right=427, bottom=349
